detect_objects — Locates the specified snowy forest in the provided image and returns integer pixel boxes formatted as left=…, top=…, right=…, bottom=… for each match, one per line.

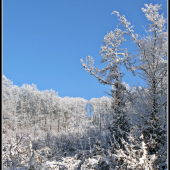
left=2, top=4, right=167, bottom=170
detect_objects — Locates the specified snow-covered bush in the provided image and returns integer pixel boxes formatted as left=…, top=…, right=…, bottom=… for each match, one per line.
left=112, top=133, right=167, bottom=170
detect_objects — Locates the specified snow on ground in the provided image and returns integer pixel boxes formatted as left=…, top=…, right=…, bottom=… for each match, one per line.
left=45, top=155, right=102, bottom=170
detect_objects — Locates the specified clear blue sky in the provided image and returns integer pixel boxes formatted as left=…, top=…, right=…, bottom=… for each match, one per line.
left=3, top=0, right=167, bottom=101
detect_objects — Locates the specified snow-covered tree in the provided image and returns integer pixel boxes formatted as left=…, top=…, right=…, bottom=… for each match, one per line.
left=89, top=97, right=112, bottom=133
left=2, top=75, right=16, bottom=131
left=81, top=24, right=134, bottom=141
left=113, top=3, right=167, bottom=155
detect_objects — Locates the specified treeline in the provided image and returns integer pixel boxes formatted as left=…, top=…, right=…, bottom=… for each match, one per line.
left=3, top=75, right=116, bottom=134
left=3, top=73, right=166, bottom=140
left=3, top=75, right=89, bottom=134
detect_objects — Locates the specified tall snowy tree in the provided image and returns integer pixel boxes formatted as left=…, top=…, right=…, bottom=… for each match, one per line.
left=81, top=26, right=134, bottom=142
left=113, top=3, right=167, bottom=154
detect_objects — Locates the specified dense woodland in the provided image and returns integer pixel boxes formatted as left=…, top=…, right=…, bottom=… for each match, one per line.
left=3, top=4, right=167, bottom=170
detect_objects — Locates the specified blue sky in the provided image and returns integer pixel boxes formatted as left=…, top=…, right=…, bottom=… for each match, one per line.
left=3, top=0, right=167, bottom=101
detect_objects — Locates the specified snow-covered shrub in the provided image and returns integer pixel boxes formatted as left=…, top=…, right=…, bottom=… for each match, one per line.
left=111, top=133, right=167, bottom=169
